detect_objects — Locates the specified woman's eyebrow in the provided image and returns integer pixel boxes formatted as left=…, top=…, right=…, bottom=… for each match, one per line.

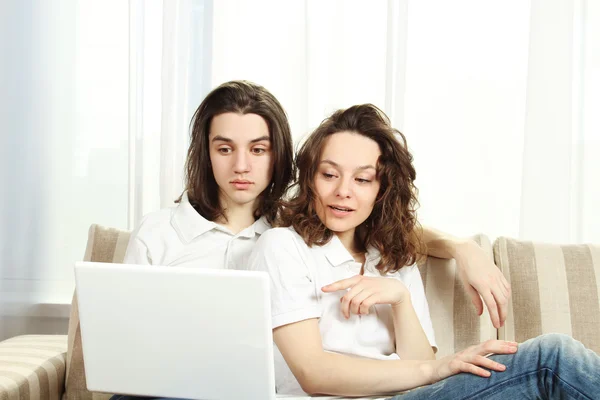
left=320, top=159, right=376, bottom=171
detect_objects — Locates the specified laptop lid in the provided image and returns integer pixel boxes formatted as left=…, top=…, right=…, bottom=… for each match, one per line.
left=75, top=261, right=276, bottom=400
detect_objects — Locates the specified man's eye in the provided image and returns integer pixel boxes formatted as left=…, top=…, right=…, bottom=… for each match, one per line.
left=218, top=148, right=232, bottom=154
left=252, top=148, right=266, bottom=154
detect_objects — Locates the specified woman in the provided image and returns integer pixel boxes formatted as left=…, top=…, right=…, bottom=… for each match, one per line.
left=247, top=104, right=600, bottom=398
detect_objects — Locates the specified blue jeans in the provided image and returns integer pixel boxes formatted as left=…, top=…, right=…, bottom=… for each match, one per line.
left=391, top=333, right=599, bottom=399
left=110, top=334, right=599, bottom=400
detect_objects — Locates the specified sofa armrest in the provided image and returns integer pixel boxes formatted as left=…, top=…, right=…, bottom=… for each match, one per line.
left=0, top=335, right=67, bottom=400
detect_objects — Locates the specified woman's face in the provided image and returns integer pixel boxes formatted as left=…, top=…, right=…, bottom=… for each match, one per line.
left=314, top=131, right=381, bottom=241
left=208, top=112, right=273, bottom=210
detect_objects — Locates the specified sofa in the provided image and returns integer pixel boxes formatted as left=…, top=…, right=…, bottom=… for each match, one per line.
left=1, top=224, right=598, bottom=400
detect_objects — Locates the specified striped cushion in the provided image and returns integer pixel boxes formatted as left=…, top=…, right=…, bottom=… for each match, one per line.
left=65, top=225, right=130, bottom=400
left=418, top=234, right=497, bottom=358
left=0, top=335, right=67, bottom=400
left=494, top=237, right=600, bottom=352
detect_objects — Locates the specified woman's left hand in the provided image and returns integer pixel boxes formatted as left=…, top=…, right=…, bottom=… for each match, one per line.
left=321, top=275, right=409, bottom=319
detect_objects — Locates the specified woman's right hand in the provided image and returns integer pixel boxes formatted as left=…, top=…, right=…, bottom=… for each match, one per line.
left=432, top=340, right=519, bottom=382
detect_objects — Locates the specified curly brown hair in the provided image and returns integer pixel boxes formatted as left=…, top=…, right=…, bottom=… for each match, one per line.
left=176, top=80, right=294, bottom=224
left=279, top=104, right=424, bottom=274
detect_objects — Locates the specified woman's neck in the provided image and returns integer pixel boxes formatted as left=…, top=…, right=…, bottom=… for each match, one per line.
left=336, top=229, right=365, bottom=259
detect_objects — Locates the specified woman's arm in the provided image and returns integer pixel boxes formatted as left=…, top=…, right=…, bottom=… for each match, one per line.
left=392, top=298, right=434, bottom=360
left=324, top=275, right=434, bottom=360
left=419, top=225, right=511, bottom=329
left=274, top=318, right=435, bottom=396
left=275, top=318, right=517, bottom=396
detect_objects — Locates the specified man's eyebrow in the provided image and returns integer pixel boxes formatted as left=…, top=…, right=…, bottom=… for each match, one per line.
left=320, top=159, right=376, bottom=171
left=211, top=135, right=232, bottom=143
left=249, top=135, right=270, bottom=143
left=211, top=135, right=270, bottom=143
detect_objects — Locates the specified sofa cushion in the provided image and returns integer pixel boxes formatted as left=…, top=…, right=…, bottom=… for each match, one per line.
left=494, top=237, right=600, bottom=353
left=65, top=224, right=130, bottom=400
left=0, top=335, right=67, bottom=400
left=418, top=234, right=497, bottom=358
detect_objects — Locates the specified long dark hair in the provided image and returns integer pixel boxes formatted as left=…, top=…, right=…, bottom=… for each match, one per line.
left=279, top=104, right=424, bottom=273
left=176, top=80, right=294, bottom=224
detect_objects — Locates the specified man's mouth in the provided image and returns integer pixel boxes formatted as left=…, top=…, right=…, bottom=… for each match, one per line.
left=231, top=180, right=253, bottom=190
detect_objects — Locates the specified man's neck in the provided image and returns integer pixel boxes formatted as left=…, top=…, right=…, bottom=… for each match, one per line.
left=217, top=198, right=258, bottom=235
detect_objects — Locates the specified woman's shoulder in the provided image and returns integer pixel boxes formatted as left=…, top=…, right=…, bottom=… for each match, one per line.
left=258, top=226, right=303, bottom=245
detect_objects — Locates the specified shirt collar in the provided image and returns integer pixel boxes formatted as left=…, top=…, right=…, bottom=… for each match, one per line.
left=323, top=234, right=381, bottom=268
left=171, top=193, right=272, bottom=242
left=171, top=192, right=217, bottom=243
left=253, top=216, right=271, bottom=235
left=234, top=216, right=271, bottom=238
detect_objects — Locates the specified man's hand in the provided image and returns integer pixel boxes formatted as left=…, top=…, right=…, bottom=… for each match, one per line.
left=454, top=240, right=511, bottom=328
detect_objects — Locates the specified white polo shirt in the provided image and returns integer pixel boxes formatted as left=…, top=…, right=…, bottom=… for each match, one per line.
left=247, top=226, right=437, bottom=395
left=123, top=192, right=270, bottom=269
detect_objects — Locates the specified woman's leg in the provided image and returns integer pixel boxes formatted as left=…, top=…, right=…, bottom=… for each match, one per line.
left=391, top=333, right=600, bottom=400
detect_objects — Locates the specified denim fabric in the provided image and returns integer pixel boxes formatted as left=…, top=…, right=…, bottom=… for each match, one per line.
left=110, top=334, right=599, bottom=400
left=391, top=333, right=599, bottom=400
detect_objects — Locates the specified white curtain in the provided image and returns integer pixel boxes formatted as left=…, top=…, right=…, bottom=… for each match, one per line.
left=210, top=0, right=599, bottom=244
left=128, top=0, right=212, bottom=228
left=0, top=0, right=130, bottom=340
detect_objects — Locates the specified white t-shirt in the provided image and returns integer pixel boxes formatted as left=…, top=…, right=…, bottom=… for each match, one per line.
left=247, top=226, right=437, bottom=395
left=123, top=192, right=271, bottom=269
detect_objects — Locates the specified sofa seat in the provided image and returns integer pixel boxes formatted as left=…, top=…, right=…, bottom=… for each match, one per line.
left=0, top=335, right=67, bottom=400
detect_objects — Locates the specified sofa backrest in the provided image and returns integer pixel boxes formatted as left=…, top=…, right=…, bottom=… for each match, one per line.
left=494, top=237, right=600, bottom=353
left=64, top=225, right=497, bottom=398
left=65, top=224, right=130, bottom=400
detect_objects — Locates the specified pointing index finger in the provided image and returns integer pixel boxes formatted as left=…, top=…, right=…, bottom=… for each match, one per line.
left=321, top=275, right=362, bottom=292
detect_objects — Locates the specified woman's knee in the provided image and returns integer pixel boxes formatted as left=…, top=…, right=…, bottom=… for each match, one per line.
left=533, top=333, right=578, bottom=351
left=522, top=333, right=582, bottom=365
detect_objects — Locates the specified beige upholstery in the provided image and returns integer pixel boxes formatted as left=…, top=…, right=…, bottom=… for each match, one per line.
left=64, top=225, right=130, bottom=400
left=494, top=237, right=600, bottom=353
left=0, top=335, right=67, bottom=400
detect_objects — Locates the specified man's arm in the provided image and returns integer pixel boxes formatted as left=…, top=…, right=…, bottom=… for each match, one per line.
left=419, top=226, right=511, bottom=329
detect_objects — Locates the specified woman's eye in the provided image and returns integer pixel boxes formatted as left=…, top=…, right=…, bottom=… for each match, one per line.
left=322, top=173, right=336, bottom=179
left=218, top=147, right=232, bottom=154
left=252, top=147, right=266, bottom=154
left=356, top=178, right=371, bottom=184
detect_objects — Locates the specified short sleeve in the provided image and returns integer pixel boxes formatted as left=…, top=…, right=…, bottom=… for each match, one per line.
left=122, top=217, right=153, bottom=265
left=406, top=264, right=437, bottom=352
left=123, top=236, right=152, bottom=265
left=248, top=228, right=321, bottom=329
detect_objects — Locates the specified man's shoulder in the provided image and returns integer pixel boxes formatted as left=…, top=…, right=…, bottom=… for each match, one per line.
left=134, top=207, right=177, bottom=240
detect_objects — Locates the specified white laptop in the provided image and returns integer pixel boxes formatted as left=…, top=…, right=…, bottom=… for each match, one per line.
left=75, top=261, right=280, bottom=400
